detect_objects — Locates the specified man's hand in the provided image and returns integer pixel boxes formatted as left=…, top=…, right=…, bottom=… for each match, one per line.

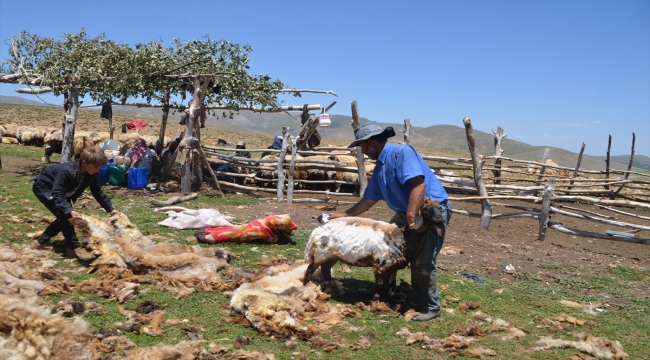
left=329, top=212, right=347, bottom=219
left=69, top=211, right=80, bottom=218
left=110, top=210, right=120, bottom=216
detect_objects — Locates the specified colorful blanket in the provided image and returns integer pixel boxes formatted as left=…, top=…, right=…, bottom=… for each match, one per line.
left=195, top=214, right=297, bottom=244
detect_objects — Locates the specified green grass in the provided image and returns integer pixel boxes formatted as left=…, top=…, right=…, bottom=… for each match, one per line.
left=1, top=146, right=649, bottom=358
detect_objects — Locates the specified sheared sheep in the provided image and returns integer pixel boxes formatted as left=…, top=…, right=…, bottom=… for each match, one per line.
left=303, top=216, right=410, bottom=300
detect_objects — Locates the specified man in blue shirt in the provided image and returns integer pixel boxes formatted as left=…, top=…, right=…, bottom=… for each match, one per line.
left=329, top=122, right=452, bottom=321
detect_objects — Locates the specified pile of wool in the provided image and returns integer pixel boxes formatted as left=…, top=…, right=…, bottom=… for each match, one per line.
left=70, top=213, right=230, bottom=296
left=0, top=245, right=73, bottom=297
left=531, top=334, right=628, bottom=359
left=0, top=294, right=92, bottom=360
left=230, top=260, right=360, bottom=340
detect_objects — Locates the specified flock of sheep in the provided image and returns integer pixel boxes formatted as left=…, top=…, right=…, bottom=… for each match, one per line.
left=250, top=153, right=375, bottom=194
left=0, top=123, right=166, bottom=163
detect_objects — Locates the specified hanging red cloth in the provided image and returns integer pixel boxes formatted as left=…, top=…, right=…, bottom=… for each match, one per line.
left=124, top=120, right=149, bottom=130
left=195, top=214, right=297, bottom=244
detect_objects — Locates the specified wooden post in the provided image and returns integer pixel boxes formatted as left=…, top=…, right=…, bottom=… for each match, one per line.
left=196, top=141, right=222, bottom=195
left=535, top=148, right=550, bottom=186
left=567, top=142, right=585, bottom=191
left=357, top=150, right=367, bottom=196
left=350, top=100, right=366, bottom=195
left=538, top=178, right=555, bottom=241
left=276, top=126, right=289, bottom=202
left=351, top=100, right=360, bottom=129
left=181, top=70, right=212, bottom=195
left=157, top=89, right=170, bottom=156
left=605, top=134, right=612, bottom=191
left=492, top=126, right=506, bottom=185
left=287, top=136, right=298, bottom=204
left=61, top=89, right=80, bottom=163
left=300, top=104, right=310, bottom=126
left=615, top=132, right=635, bottom=194
left=462, top=116, right=492, bottom=229
left=402, top=118, right=411, bottom=144
left=107, top=104, right=115, bottom=140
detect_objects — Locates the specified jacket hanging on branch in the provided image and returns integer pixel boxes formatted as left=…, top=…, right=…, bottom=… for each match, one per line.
left=100, top=104, right=112, bottom=119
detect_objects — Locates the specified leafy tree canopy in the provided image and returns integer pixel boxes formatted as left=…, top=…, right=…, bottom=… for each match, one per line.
left=1, top=29, right=286, bottom=111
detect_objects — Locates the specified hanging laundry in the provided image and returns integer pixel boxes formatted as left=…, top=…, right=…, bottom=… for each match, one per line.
left=100, top=104, right=113, bottom=119
left=123, top=120, right=149, bottom=130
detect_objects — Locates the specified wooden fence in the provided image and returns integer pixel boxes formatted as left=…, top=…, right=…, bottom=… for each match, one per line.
left=200, top=116, right=649, bottom=245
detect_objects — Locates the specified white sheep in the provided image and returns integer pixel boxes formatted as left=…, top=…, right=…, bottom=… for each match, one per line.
left=303, top=216, right=410, bottom=300
left=2, top=137, right=18, bottom=144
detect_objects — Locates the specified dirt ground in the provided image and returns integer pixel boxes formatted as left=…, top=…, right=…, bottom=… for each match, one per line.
left=3, top=153, right=650, bottom=297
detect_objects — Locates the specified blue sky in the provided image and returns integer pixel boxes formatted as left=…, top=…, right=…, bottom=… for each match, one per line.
left=1, top=0, right=648, bottom=157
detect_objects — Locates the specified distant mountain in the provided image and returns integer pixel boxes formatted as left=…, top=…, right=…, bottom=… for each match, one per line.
left=1, top=95, right=647, bottom=172
left=593, top=155, right=650, bottom=172
left=0, top=95, right=48, bottom=106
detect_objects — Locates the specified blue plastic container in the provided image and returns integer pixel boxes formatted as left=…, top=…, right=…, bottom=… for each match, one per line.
left=127, top=167, right=149, bottom=190
left=97, top=166, right=109, bottom=186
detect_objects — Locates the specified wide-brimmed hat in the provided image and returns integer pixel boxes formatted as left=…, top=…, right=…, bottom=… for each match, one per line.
left=348, top=122, right=396, bottom=148
left=236, top=140, right=246, bottom=147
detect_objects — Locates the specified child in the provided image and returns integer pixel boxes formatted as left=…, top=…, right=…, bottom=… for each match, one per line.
left=31, top=147, right=119, bottom=260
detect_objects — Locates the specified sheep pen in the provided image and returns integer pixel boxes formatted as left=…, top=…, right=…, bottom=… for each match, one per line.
left=1, top=104, right=649, bottom=358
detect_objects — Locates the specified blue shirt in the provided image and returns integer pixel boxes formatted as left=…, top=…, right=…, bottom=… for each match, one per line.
left=364, top=143, right=448, bottom=212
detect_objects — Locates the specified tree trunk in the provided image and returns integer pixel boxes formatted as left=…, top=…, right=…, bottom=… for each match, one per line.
left=181, top=73, right=212, bottom=195
left=492, top=126, right=506, bottom=185
left=463, top=116, right=492, bottom=229
left=157, top=89, right=170, bottom=156
left=61, top=89, right=80, bottom=163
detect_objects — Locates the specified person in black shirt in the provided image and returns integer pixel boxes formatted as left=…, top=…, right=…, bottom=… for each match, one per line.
left=31, top=147, right=120, bottom=260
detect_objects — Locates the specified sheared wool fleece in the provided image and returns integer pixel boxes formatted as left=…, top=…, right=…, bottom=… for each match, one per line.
left=70, top=213, right=230, bottom=285
left=0, top=294, right=92, bottom=360
left=230, top=262, right=347, bottom=339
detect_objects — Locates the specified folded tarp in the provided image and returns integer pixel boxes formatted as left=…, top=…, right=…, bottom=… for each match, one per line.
left=195, top=214, right=297, bottom=244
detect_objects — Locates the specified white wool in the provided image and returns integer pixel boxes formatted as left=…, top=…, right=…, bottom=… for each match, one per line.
left=306, top=219, right=394, bottom=267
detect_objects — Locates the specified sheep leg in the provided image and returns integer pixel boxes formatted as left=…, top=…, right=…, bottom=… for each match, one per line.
left=374, top=271, right=400, bottom=302
left=373, top=271, right=387, bottom=300
left=303, top=262, right=317, bottom=285
left=319, top=258, right=338, bottom=282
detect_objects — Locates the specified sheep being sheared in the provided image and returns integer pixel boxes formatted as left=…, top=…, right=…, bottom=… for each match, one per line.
left=303, top=216, right=410, bottom=300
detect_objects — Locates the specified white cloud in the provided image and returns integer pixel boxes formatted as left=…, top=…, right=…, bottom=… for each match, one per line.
left=593, top=120, right=601, bottom=124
